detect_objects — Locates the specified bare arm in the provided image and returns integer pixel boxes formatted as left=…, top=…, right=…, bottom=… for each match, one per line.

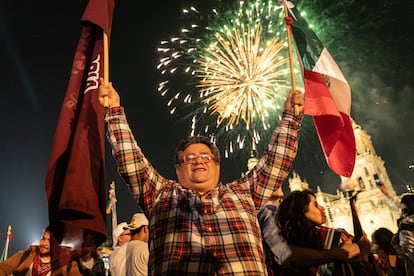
left=289, top=247, right=348, bottom=266
left=289, top=238, right=360, bottom=266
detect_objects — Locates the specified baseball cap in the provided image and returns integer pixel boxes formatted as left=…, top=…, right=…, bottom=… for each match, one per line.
left=112, top=222, right=128, bottom=247
left=127, top=213, right=149, bottom=230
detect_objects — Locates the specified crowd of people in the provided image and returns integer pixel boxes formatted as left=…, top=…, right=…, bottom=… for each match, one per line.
left=1, top=80, right=413, bottom=275
left=1, top=191, right=410, bottom=276
left=0, top=211, right=150, bottom=276
left=0, top=194, right=411, bottom=276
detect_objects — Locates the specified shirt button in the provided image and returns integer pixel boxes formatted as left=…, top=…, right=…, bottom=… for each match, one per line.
left=208, top=227, right=212, bottom=232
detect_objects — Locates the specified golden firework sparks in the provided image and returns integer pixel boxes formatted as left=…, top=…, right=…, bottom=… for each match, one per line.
left=195, top=23, right=289, bottom=128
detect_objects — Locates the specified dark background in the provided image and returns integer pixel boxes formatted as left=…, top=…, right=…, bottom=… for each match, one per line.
left=0, top=0, right=413, bottom=255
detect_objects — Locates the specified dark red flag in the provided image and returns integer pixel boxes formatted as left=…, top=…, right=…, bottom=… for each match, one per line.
left=45, top=0, right=115, bottom=270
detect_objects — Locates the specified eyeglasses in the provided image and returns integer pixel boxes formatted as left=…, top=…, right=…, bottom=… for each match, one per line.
left=181, top=153, right=215, bottom=164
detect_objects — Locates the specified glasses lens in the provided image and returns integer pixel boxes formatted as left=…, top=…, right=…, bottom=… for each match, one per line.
left=200, top=153, right=213, bottom=161
left=185, top=154, right=196, bottom=163
left=182, top=153, right=214, bottom=164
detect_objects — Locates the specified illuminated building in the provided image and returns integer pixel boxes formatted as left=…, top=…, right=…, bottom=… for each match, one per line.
left=288, top=119, right=401, bottom=237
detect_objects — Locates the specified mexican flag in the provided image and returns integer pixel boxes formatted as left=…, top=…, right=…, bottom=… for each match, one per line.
left=288, top=2, right=356, bottom=177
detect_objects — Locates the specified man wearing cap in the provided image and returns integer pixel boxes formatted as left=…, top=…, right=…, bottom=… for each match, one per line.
left=125, top=213, right=149, bottom=276
left=109, top=222, right=130, bottom=276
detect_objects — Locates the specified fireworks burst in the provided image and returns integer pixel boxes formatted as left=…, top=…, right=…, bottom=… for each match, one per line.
left=196, top=24, right=288, bottom=128
left=157, top=0, right=303, bottom=158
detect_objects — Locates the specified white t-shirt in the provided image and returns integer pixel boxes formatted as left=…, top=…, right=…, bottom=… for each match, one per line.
left=125, top=240, right=149, bottom=276
left=109, top=244, right=128, bottom=276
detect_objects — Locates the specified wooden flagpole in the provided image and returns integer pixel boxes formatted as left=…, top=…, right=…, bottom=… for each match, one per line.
left=350, top=191, right=363, bottom=241
left=283, top=0, right=296, bottom=91
left=4, top=225, right=11, bottom=260
left=103, top=32, right=110, bottom=108
left=282, top=0, right=300, bottom=116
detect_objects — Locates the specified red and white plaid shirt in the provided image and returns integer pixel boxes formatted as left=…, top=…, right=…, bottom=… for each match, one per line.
left=106, top=107, right=301, bottom=275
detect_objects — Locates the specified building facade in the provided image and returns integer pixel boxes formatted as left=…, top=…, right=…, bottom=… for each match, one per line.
left=288, top=120, right=402, bottom=238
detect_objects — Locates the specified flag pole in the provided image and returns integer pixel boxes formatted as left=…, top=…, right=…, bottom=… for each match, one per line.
left=4, top=225, right=11, bottom=260
left=103, top=32, right=110, bottom=108
left=282, top=0, right=299, bottom=115
left=350, top=190, right=364, bottom=241
left=111, top=181, right=118, bottom=231
left=106, top=181, right=118, bottom=232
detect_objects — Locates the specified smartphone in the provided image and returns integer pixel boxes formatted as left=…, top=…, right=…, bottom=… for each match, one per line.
left=374, top=174, right=382, bottom=186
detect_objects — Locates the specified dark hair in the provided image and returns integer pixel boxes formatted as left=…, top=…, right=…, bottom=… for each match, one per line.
left=131, top=226, right=145, bottom=236
left=400, top=193, right=414, bottom=215
left=174, top=136, right=220, bottom=167
left=276, top=190, right=323, bottom=249
left=371, top=227, right=395, bottom=255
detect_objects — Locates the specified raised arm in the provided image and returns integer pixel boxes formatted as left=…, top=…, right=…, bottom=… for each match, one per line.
left=250, top=90, right=304, bottom=207
left=98, top=79, right=169, bottom=212
left=98, top=78, right=120, bottom=108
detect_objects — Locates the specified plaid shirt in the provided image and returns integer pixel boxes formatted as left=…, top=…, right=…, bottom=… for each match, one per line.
left=106, top=107, right=301, bottom=275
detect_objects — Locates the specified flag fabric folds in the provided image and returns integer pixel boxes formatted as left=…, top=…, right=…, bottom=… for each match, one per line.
left=287, top=2, right=356, bottom=177
left=45, top=0, right=114, bottom=270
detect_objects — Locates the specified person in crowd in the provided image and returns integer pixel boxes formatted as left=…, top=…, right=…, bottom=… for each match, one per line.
left=111, top=222, right=131, bottom=249
left=263, top=189, right=371, bottom=275
left=0, top=226, right=81, bottom=276
left=125, top=213, right=149, bottom=276
left=98, top=78, right=304, bottom=275
left=109, top=222, right=130, bottom=276
left=258, top=187, right=292, bottom=275
left=371, top=227, right=405, bottom=276
left=259, top=189, right=362, bottom=276
left=393, top=193, right=414, bottom=275
left=76, top=249, right=105, bottom=276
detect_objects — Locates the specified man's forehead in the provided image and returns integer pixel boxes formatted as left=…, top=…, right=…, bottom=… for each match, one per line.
left=184, top=143, right=210, bottom=152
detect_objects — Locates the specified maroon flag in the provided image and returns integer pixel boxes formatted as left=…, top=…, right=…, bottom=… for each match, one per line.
left=45, top=0, right=114, bottom=270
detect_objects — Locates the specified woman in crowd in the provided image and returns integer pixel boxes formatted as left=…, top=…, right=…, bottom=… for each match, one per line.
left=273, top=189, right=371, bottom=275
left=371, top=227, right=405, bottom=275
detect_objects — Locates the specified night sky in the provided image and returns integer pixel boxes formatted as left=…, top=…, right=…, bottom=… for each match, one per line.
left=1, top=0, right=413, bottom=256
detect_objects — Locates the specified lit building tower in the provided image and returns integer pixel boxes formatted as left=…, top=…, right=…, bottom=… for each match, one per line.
left=242, top=150, right=259, bottom=177
left=341, top=119, right=401, bottom=235
left=247, top=150, right=259, bottom=171
left=350, top=119, right=397, bottom=196
left=288, top=172, right=309, bottom=191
